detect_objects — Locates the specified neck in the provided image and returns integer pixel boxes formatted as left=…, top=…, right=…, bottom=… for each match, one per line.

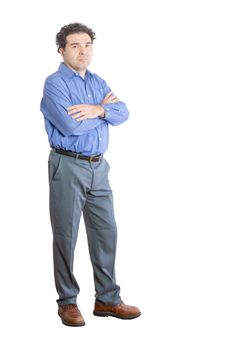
left=79, top=70, right=86, bottom=78
left=65, top=63, right=86, bottom=78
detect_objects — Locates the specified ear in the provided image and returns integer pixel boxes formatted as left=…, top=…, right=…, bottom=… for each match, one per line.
left=59, top=47, right=65, bottom=56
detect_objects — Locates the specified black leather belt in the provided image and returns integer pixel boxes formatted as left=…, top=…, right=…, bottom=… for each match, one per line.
left=54, top=148, right=102, bottom=162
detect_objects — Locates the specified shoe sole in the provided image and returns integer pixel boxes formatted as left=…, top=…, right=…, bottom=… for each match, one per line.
left=93, top=311, right=141, bottom=320
left=61, top=320, right=85, bottom=327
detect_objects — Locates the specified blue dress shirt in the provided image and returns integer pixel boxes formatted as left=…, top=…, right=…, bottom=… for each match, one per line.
left=40, top=63, right=129, bottom=155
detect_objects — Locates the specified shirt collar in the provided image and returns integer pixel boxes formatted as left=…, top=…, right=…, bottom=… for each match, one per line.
left=58, top=62, right=92, bottom=79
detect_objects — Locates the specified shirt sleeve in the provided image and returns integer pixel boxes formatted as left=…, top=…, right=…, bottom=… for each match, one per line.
left=40, top=77, right=105, bottom=137
left=99, top=79, right=129, bottom=126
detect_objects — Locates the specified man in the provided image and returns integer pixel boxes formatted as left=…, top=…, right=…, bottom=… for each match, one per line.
left=40, top=22, right=141, bottom=327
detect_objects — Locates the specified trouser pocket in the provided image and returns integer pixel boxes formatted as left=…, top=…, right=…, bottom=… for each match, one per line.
left=48, top=152, right=63, bottom=183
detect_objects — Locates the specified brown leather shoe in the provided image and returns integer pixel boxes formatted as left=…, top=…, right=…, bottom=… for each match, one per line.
left=93, top=302, right=141, bottom=319
left=58, top=304, right=85, bottom=326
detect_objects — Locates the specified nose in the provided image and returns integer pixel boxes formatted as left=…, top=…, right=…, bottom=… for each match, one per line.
left=79, top=45, right=86, bottom=55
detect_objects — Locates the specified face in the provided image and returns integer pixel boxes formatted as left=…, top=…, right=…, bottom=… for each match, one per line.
left=59, top=32, right=93, bottom=73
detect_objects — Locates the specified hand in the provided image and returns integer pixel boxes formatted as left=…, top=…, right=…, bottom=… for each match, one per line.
left=67, top=104, right=105, bottom=121
left=101, top=91, right=120, bottom=104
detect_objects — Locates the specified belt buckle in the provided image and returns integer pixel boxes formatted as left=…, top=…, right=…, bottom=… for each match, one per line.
left=89, top=156, right=93, bottom=162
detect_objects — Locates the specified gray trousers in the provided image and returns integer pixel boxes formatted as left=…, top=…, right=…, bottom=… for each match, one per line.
left=48, top=149, right=121, bottom=306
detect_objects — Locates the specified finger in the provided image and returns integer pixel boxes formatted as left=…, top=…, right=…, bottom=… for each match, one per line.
left=109, top=93, right=118, bottom=99
left=68, top=106, right=87, bottom=115
left=107, top=97, right=120, bottom=103
left=71, top=112, right=86, bottom=119
left=109, top=95, right=119, bottom=101
left=68, top=109, right=82, bottom=115
left=67, top=104, right=85, bottom=111
left=105, top=91, right=113, bottom=98
left=103, top=96, right=117, bottom=103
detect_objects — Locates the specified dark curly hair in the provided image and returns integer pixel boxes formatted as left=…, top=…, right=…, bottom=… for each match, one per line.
left=56, top=22, right=96, bottom=52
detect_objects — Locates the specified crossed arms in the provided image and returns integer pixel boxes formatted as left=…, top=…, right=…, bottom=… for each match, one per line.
left=41, top=78, right=129, bottom=137
left=67, top=91, right=120, bottom=121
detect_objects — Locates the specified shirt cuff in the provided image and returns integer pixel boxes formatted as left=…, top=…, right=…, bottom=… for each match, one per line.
left=101, top=105, right=111, bottom=120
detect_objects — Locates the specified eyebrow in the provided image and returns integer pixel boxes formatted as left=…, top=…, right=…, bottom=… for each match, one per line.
left=70, top=42, right=92, bottom=46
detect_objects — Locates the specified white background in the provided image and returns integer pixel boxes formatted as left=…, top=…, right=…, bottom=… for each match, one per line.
left=0, top=0, right=232, bottom=349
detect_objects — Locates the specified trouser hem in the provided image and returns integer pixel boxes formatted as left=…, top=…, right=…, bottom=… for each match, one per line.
left=95, top=296, right=122, bottom=306
left=57, top=296, right=77, bottom=306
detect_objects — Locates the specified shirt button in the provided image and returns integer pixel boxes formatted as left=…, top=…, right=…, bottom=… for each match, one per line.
left=99, top=137, right=102, bottom=141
